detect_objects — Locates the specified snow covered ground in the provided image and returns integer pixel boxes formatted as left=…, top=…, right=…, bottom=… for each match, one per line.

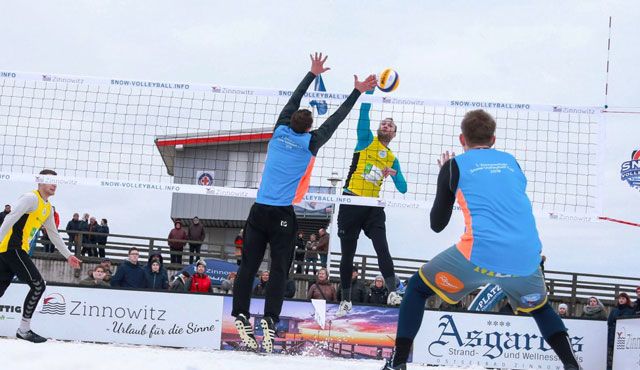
left=2, top=337, right=487, bottom=370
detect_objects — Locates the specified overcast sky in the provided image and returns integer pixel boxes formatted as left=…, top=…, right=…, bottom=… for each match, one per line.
left=1, top=1, right=639, bottom=278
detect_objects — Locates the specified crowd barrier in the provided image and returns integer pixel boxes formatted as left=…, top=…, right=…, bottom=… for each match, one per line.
left=0, top=283, right=607, bottom=369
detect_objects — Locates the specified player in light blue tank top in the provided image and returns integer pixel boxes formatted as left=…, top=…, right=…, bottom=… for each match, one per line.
left=382, top=110, right=581, bottom=370
left=454, top=148, right=542, bottom=276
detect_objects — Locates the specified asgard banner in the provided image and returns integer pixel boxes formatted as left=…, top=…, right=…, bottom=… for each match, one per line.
left=413, top=310, right=607, bottom=370
left=0, top=284, right=223, bottom=349
left=613, top=317, right=640, bottom=369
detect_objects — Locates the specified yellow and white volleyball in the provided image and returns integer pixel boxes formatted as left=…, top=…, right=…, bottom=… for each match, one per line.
left=377, top=68, right=400, bottom=93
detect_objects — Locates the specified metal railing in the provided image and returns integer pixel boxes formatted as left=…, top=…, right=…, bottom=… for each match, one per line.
left=33, top=230, right=639, bottom=310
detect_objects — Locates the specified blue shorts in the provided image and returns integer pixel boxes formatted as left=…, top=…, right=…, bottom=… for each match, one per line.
left=419, top=246, right=547, bottom=313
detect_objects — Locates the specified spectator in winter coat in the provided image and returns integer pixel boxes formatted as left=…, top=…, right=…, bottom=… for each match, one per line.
left=580, top=296, right=607, bottom=320
left=170, top=271, right=191, bottom=292
left=99, top=258, right=113, bottom=282
left=234, top=229, right=243, bottom=266
left=65, top=213, right=82, bottom=252
left=110, top=247, right=146, bottom=289
left=253, top=270, right=269, bottom=296
left=189, top=260, right=213, bottom=293
left=608, top=292, right=636, bottom=362
left=305, top=234, right=319, bottom=275
left=95, top=218, right=109, bottom=258
left=145, top=260, right=169, bottom=290
left=80, top=266, right=110, bottom=287
left=0, top=204, right=10, bottom=226
left=294, top=232, right=306, bottom=274
left=187, top=217, right=206, bottom=264
left=367, top=276, right=389, bottom=305
left=634, top=286, right=640, bottom=315
left=307, top=268, right=337, bottom=302
left=338, top=268, right=367, bottom=303
left=79, top=212, right=90, bottom=247
left=168, top=220, right=188, bottom=264
left=220, top=272, right=237, bottom=295
left=317, top=228, right=329, bottom=268
left=557, top=303, right=569, bottom=318
left=144, top=252, right=168, bottom=288
left=83, top=217, right=100, bottom=257
left=42, top=206, right=60, bottom=253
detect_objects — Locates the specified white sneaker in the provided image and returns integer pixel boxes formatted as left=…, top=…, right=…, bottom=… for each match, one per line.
left=335, top=300, right=352, bottom=317
left=387, top=291, right=402, bottom=306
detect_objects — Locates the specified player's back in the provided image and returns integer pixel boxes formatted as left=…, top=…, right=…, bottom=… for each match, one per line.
left=454, top=149, right=541, bottom=276
left=256, top=125, right=314, bottom=206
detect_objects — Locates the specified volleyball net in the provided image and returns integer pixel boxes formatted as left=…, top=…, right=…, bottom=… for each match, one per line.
left=0, top=71, right=602, bottom=214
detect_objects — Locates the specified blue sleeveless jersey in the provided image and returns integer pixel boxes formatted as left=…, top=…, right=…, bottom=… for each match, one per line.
left=256, top=125, right=315, bottom=206
left=454, top=149, right=542, bottom=275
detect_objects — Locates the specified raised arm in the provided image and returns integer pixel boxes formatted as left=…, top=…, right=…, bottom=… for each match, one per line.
left=430, top=154, right=459, bottom=232
left=390, top=158, right=408, bottom=194
left=355, top=90, right=375, bottom=151
left=308, top=74, right=377, bottom=154
left=276, top=53, right=330, bottom=128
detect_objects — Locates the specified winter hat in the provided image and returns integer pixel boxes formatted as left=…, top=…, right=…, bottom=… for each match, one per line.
left=196, top=259, right=207, bottom=267
left=558, top=303, right=568, bottom=310
left=375, top=275, right=385, bottom=286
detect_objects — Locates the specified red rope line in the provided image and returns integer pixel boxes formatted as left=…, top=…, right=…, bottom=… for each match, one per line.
left=599, top=217, right=640, bottom=228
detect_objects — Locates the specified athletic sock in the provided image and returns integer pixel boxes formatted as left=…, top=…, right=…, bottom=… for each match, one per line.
left=18, top=317, right=31, bottom=333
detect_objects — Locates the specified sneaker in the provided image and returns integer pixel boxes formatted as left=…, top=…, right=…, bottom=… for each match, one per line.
left=381, top=358, right=406, bottom=370
left=260, top=316, right=276, bottom=353
left=234, top=314, right=258, bottom=350
left=16, top=329, right=47, bottom=343
left=335, top=300, right=352, bottom=317
left=387, top=291, right=402, bottom=306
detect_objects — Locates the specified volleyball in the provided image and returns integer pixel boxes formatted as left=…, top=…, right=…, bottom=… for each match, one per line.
left=377, top=68, right=399, bottom=92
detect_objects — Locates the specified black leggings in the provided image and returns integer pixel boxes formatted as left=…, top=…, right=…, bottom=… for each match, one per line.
left=0, top=249, right=47, bottom=320
left=338, top=203, right=395, bottom=290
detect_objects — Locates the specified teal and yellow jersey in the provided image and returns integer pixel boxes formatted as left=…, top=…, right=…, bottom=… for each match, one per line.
left=344, top=94, right=407, bottom=197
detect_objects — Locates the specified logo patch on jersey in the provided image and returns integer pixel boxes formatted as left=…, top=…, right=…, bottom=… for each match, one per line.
left=520, top=293, right=542, bottom=307
left=434, top=272, right=464, bottom=293
left=378, top=150, right=387, bottom=159
left=280, top=220, right=288, bottom=228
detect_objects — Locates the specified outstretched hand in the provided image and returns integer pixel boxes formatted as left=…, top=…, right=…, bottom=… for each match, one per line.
left=310, top=52, right=330, bottom=76
left=437, top=151, right=455, bottom=168
left=354, top=74, right=377, bottom=93
left=67, top=255, right=82, bottom=269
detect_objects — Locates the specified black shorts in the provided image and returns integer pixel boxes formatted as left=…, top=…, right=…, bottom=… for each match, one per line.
left=337, top=202, right=386, bottom=241
left=0, top=248, right=43, bottom=284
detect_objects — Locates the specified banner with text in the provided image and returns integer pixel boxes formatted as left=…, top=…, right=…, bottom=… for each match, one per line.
left=0, top=284, right=223, bottom=349
left=413, top=311, right=606, bottom=370
left=613, top=317, right=640, bottom=369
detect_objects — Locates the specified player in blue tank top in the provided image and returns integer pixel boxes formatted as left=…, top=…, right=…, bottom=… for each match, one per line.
left=232, top=53, right=377, bottom=354
left=382, top=110, right=581, bottom=370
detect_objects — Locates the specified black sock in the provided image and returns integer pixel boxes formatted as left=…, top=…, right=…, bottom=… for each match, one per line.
left=392, top=337, right=413, bottom=366
left=547, top=331, right=579, bottom=367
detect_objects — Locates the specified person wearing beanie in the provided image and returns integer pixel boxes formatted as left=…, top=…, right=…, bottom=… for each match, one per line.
left=170, top=271, right=190, bottom=292
left=557, top=303, right=569, bottom=318
left=189, top=259, right=213, bottom=293
left=367, top=276, right=390, bottom=305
